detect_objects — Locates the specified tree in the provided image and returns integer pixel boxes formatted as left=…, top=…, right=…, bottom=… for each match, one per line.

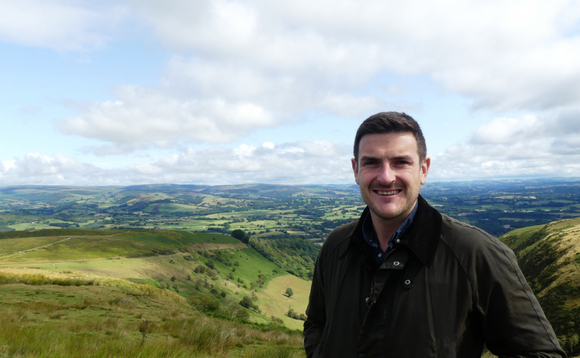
left=231, top=229, right=249, bottom=243
left=239, top=295, right=259, bottom=311
left=285, top=287, right=294, bottom=298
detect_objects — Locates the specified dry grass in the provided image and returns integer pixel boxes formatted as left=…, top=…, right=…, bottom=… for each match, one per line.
left=255, top=275, right=311, bottom=330
left=0, top=277, right=305, bottom=358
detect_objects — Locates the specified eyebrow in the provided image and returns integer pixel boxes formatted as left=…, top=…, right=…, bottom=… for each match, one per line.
left=359, top=154, right=414, bottom=162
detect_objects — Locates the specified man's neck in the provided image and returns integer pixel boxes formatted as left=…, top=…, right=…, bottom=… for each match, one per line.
left=370, top=201, right=418, bottom=251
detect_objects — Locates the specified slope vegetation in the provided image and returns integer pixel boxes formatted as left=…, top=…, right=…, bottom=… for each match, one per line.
left=500, top=217, right=580, bottom=354
left=0, top=229, right=309, bottom=357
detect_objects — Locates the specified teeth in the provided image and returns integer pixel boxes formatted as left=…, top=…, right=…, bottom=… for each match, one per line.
left=376, top=190, right=398, bottom=195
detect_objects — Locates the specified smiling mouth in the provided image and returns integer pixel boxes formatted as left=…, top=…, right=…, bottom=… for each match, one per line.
left=374, top=189, right=401, bottom=196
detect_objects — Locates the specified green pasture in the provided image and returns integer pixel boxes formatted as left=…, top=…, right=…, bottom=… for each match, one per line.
left=0, top=236, right=65, bottom=257
left=207, top=247, right=284, bottom=288
left=155, top=203, right=198, bottom=213
left=0, top=277, right=305, bottom=357
left=8, top=222, right=56, bottom=231
left=499, top=224, right=546, bottom=254
left=0, top=230, right=240, bottom=264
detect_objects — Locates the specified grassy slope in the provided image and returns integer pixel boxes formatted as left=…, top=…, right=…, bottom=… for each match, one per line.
left=500, top=217, right=580, bottom=355
left=257, top=275, right=311, bottom=330
left=0, top=272, right=303, bottom=358
left=0, top=229, right=309, bottom=357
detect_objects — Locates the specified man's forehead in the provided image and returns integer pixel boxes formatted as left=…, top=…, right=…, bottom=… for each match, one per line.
left=358, top=132, right=419, bottom=155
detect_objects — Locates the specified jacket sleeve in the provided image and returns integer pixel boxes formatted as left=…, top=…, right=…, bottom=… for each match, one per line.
left=303, top=246, right=327, bottom=358
left=473, top=238, right=566, bottom=357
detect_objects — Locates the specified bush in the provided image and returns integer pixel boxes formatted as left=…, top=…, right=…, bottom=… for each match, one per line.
left=286, top=308, right=306, bottom=321
left=239, top=296, right=259, bottom=312
left=188, top=293, right=220, bottom=313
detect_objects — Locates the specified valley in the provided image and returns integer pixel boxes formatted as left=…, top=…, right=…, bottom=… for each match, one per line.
left=0, top=229, right=310, bottom=357
left=2, top=178, right=580, bottom=356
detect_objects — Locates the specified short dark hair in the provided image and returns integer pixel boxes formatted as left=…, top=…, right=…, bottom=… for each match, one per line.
left=353, top=112, right=427, bottom=162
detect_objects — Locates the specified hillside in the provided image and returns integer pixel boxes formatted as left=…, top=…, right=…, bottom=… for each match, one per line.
left=0, top=229, right=309, bottom=357
left=500, top=217, right=580, bottom=355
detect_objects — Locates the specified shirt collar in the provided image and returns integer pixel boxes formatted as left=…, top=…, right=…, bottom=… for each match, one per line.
left=361, top=201, right=418, bottom=252
left=351, top=195, right=442, bottom=268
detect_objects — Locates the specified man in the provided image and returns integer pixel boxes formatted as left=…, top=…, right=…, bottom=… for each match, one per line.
left=303, top=112, right=565, bottom=358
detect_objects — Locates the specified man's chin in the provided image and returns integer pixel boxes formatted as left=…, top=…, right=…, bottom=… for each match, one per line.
left=369, top=207, right=402, bottom=221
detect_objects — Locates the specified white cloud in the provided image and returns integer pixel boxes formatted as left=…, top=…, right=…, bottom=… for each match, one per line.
left=0, top=152, right=101, bottom=185
left=56, top=0, right=580, bottom=154
left=471, top=116, right=543, bottom=144
left=58, top=86, right=276, bottom=154
left=133, top=0, right=580, bottom=114
left=430, top=109, right=580, bottom=180
left=5, top=0, right=580, bottom=185
left=0, top=0, right=126, bottom=51
left=0, top=141, right=353, bottom=186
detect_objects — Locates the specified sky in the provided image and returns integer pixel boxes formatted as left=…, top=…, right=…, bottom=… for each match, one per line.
left=2, top=0, right=580, bottom=186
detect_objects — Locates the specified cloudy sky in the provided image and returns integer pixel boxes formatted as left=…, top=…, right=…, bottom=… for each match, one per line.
left=2, top=0, right=580, bottom=186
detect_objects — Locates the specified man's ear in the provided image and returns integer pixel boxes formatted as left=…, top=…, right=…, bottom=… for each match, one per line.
left=420, top=157, right=431, bottom=185
left=351, top=158, right=360, bottom=185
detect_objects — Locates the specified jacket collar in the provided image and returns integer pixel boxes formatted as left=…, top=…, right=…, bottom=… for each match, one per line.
left=347, top=194, right=442, bottom=268
left=402, top=195, right=442, bottom=267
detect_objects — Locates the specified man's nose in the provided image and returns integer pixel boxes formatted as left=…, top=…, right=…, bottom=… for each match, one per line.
left=377, top=163, right=395, bottom=184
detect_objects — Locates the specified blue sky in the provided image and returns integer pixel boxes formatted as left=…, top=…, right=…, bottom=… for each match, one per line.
left=2, top=0, right=580, bottom=186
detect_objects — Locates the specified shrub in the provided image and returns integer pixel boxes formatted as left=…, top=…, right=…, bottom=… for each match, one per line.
left=239, top=296, right=259, bottom=312
left=188, top=293, right=220, bottom=313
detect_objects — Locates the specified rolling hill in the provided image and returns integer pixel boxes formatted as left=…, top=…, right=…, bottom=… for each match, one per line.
left=0, top=229, right=310, bottom=357
left=500, top=217, right=580, bottom=355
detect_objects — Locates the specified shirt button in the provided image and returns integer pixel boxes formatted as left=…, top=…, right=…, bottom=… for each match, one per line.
left=393, top=261, right=400, bottom=267
left=378, top=253, right=382, bottom=258
left=396, top=239, right=401, bottom=244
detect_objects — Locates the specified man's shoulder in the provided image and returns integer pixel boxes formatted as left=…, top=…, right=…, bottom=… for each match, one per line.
left=320, top=219, right=360, bottom=254
left=439, top=213, right=513, bottom=258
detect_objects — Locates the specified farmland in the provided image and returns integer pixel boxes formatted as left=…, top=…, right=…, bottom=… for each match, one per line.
left=2, top=179, right=580, bottom=238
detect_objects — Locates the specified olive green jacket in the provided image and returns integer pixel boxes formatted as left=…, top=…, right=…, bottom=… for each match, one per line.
left=304, top=195, right=565, bottom=358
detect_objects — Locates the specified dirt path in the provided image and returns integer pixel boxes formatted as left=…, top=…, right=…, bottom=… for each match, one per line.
left=0, top=237, right=73, bottom=259
left=0, top=241, right=248, bottom=267
left=187, top=242, right=247, bottom=251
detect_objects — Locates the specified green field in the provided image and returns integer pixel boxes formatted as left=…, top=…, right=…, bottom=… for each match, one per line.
left=0, top=228, right=309, bottom=357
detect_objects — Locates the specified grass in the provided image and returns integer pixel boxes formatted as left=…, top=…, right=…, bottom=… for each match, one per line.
left=0, top=228, right=311, bottom=356
left=0, top=228, right=311, bottom=325
left=0, top=271, right=305, bottom=358
left=255, top=275, right=311, bottom=330
left=0, top=230, right=240, bottom=264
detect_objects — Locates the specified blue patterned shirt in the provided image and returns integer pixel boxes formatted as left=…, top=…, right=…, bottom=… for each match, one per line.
left=361, top=201, right=418, bottom=267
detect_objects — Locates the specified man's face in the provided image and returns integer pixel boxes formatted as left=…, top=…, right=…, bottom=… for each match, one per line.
left=352, top=132, right=430, bottom=225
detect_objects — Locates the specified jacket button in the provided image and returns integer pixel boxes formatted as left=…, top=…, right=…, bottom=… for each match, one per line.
left=404, top=279, right=412, bottom=285
left=393, top=261, right=400, bottom=267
